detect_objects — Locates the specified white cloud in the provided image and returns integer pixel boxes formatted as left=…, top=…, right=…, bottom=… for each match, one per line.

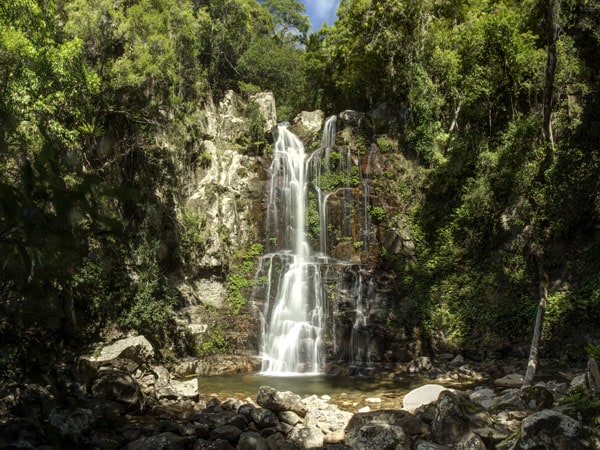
left=303, top=0, right=341, bottom=30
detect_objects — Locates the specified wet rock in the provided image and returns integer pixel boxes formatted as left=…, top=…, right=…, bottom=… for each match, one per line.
left=127, top=432, right=192, bottom=450
left=193, top=438, right=235, bottom=450
left=402, top=384, right=448, bottom=413
left=257, top=386, right=306, bottom=416
left=237, top=431, right=269, bottom=450
left=210, top=424, right=242, bottom=443
left=250, top=407, right=280, bottom=429
left=226, top=413, right=248, bottom=430
left=237, top=403, right=255, bottom=421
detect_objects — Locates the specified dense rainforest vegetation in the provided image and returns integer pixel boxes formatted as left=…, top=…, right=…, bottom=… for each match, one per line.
left=1, top=0, right=599, bottom=379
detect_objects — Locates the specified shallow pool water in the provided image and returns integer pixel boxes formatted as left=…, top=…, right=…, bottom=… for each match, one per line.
left=197, top=372, right=476, bottom=412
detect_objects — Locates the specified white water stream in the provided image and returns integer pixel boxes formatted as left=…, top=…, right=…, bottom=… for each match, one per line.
left=259, top=117, right=371, bottom=375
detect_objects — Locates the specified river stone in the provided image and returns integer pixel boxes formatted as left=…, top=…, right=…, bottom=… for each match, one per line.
left=237, top=431, right=269, bottom=450
left=257, top=386, right=306, bottom=416
left=494, top=373, right=524, bottom=387
left=226, top=413, right=248, bottom=430
left=210, top=424, right=242, bottom=443
left=193, top=438, right=234, bottom=450
left=279, top=410, right=302, bottom=426
left=345, top=416, right=413, bottom=450
left=288, top=427, right=324, bottom=449
left=469, top=388, right=496, bottom=409
left=127, top=432, right=192, bottom=450
left=47, top=407, right=95, bottom=438
left=415, top=441, right=452, bottom=450
left=402, top=384, right=448, bottom=413
left=512, top=409, right=590, bottom=449
left=455, top=431, right=487, bottom=450
left=238, top=403, right=255, bottom=421
left=169, top=378, right=199, bottom=400
left=251, top=407, right=280, bottom=429
left=346, top=410, right=428, bottom=436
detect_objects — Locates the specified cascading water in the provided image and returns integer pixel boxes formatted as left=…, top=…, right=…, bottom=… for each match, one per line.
left=259, top=116, right=372, bottom=375
left=259, top=124, right=325, bottom=375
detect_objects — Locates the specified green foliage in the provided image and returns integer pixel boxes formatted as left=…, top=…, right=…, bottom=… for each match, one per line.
left=227, top=243, right=264, bottom=314
left=316, top=165, right=360, bottom=191
left=369, top=206, right=387, bottom=223
left=119, top=241, right=179, bottom=347
left=196, top=325, right=228, bottom=356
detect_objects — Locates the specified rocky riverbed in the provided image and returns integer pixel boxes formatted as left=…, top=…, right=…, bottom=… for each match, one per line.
left=1, top=335, right=599, bottom=449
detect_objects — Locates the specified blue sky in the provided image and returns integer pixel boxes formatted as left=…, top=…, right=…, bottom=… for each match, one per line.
left=301, top=0, right=341, bottom=31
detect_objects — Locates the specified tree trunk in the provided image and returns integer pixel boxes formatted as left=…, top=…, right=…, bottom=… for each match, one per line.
left=542, top=0, right=561, bottom=147
left=523, top=258, right=549, bottom=388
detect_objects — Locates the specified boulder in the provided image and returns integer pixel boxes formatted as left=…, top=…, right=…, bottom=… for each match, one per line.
left=169, top=378, right=199, bottom=401
left=339, top=110, right=365, bottom=129
left=257, top=386, right=306, bottom=416
left=469, top=387, right=496, bottom=409
left=91, top=367, right=142, bottom=409
left=431, top=390, right=491, bottom=446
left=511, top=409, right=591, bottom=449
left=278, top=410, right=302, bottom=426
left=250, top=407, right=280, bottom=429
left=81, top=335, right=154, bottom=373
left=293, top=110, right=325, bottom=135
left=345, top=414, right=413, bottom=450
left=210, top=424, right=243, bottom=443
left=403, top=384, right=448, bottom=413
left=288, top=427, right=324, bottom=449
left=237, top=431, right=269, bottom=450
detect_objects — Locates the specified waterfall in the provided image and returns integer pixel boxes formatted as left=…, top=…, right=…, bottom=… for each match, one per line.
left=260, top=123, right=325, bottom=375
left=259, top=116, right=372, bottom=375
